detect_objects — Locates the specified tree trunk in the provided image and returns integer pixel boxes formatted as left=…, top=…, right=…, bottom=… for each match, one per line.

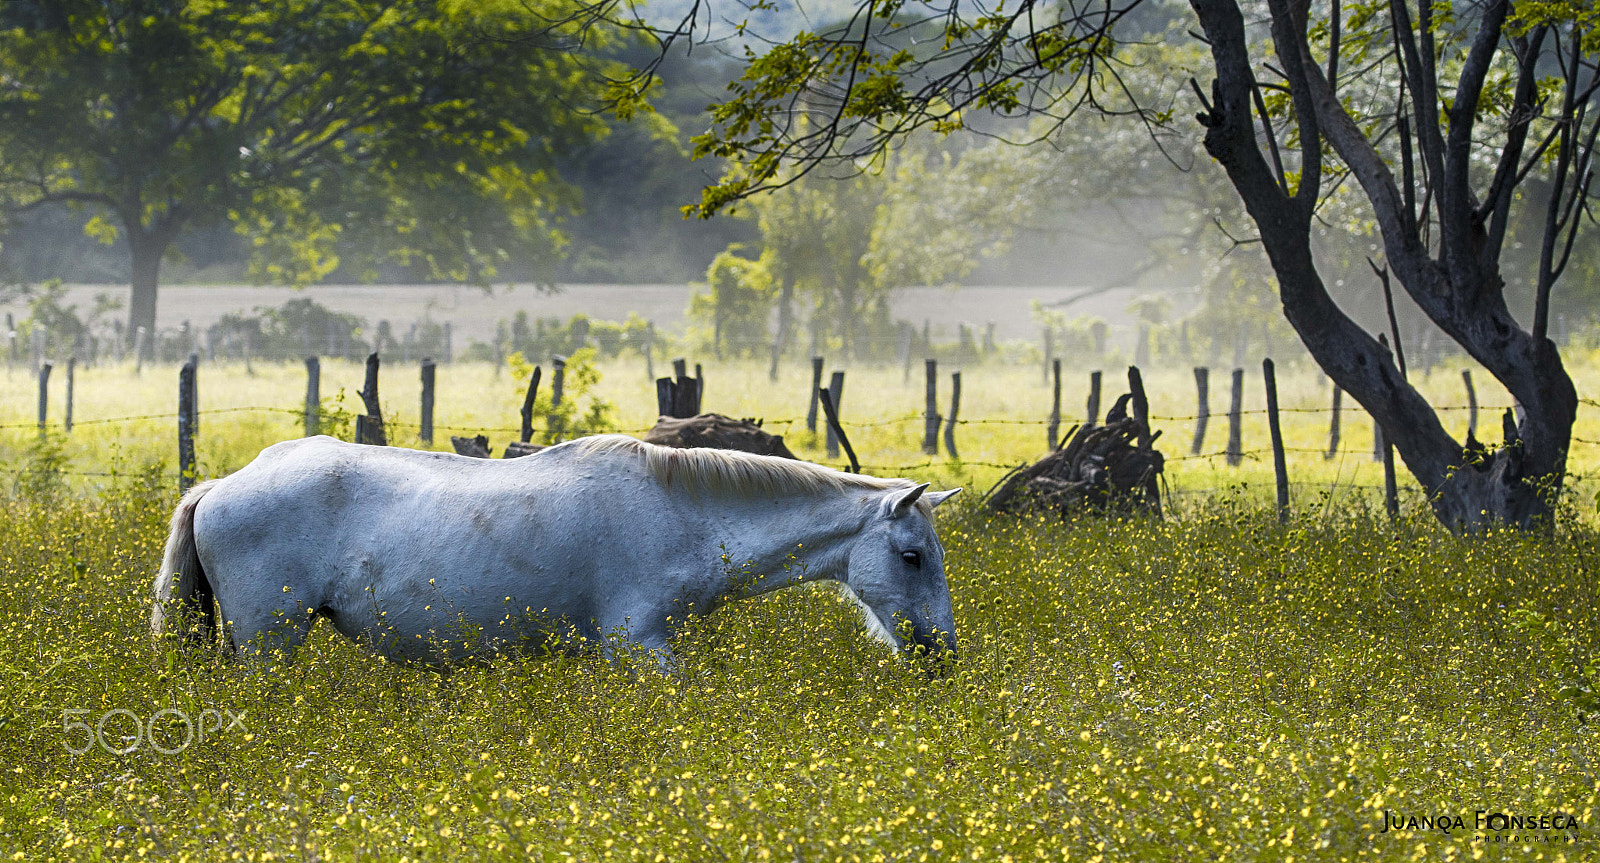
left=769, top=277, right=794, bottom=381
left=837, top=282, right=856, bottom=363
left=127, top=228, right=172, bottom=359
left=1189, top=0, right=1576, bottom=531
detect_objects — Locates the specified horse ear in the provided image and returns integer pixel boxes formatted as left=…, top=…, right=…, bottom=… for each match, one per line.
left=884, top=483, right=930, bottom=519
left=925, top=488, right=962, bottom=508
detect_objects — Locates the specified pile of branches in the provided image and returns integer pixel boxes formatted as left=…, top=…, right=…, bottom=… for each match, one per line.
left=985, top=394, right=1164, bottom=517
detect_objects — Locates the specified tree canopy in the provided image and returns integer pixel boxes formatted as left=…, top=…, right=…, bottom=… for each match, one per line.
left=634, top=0, right=1600, bottom=529
left=0, top=0, right=634, bottom=344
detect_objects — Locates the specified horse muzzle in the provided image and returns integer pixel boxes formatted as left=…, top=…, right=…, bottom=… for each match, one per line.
left=908, top=626, right=958, bottom=662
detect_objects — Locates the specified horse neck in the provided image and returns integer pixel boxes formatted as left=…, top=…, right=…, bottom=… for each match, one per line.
left=710, top=490, right=867, bottom=601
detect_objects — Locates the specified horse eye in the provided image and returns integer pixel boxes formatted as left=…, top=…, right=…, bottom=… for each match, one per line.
left=901, top=550, right=921, bottom=568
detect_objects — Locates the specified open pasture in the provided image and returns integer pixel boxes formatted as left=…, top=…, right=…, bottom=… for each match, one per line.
left=1, top=351, right=1598, bottom=507
left=0, top=354, right=1597, bottom=861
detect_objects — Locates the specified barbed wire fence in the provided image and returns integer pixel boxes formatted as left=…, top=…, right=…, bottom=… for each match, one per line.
left=6, top=353, right=1599, bottom=515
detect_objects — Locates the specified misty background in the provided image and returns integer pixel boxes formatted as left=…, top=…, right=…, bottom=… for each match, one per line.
left=0, top=0, right=1591, bottom=369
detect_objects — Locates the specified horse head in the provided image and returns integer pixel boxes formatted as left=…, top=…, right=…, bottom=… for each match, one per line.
left=843, top=482, right=961, bottom=659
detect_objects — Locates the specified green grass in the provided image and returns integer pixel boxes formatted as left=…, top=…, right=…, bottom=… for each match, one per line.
left=0, top=487, right=1596, bottom=861
left=0, top=355, right=1598, bottom=861
left=0, top=351, right=1589, bottom=508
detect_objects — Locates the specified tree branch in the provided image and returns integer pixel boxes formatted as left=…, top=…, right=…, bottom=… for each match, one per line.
left=1481, top=27, right=1549, bottom=267
left=6, top=190, right=120, bottom=214
left=1439, top=0, right=1508, bottom=276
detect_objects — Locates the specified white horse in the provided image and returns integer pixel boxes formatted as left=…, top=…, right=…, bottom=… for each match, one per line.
left=152, top=435, right=960, bottom=665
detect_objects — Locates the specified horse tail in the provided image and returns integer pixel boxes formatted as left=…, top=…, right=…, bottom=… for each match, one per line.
left=152, top=479, right=221, bottom=644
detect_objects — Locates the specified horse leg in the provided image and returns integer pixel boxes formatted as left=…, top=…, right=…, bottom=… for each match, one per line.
left=596, top=614, right=676, bottom=672
left=216, top=587, right=321, bottom=659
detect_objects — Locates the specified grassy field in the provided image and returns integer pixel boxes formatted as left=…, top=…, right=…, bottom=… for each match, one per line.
left=0, top=349, right=1586, bottom=504
left=0, top=353, right=1597, bottom=861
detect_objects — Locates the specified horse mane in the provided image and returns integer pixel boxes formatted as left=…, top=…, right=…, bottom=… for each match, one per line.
left=571, top=434, right=921, bottom=502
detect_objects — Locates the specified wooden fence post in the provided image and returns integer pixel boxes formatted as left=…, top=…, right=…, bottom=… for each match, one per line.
left=944, top=371, right=962, bottom=459
left=420, top=358, right=437, bottom=445
left=133, top=326, right=147, bottom=375
left=825, top=371, right=845, bottom=458
left=656, top=377, right=673, bottom=417
left=660, top=357, right=700, bottom=419
left=817, top=388, right=859, bottom=473
left=695, top=363, right=704, bottom=412
left=36, top=361, right=51, bottom=438
left=807, top=356, right=824, bottom=434
left=1226, top=368, right=1244, bottom=466
left=64, top=357, right=75, bottom=434
left=1128, top=366, right=1151, bottom=447
left=1047, top=359, right=1062, bottom=449
left=1373, top=335, right=1389, bottom=462
left=922, top=359, right=940, bottom=455
left=1263, top=358, right=1289, bottom=523
left=1382, top=441, right=1399, bottom=520
left=356, top=352, right=386, bottom=446
left=1462, top=369, right=1478, bottom=439
left=304, top=357, right=320, bottom=437
left=178, top=360, right=196, bottom=492
left=1191, top=367, right=1210, bottom=455
left=1042, top=326, right=1053, bottom=385
left=674, top=360, right=699, bottom=418
left=549, top=355, right=567, bottom=441
left=520, top=366, right=543, bottom=444
left=1325, top=386, right=1342, bottom=459
left=188, top=353, right=199, bottom=437
left=1377, top=334, right=1398, bottom=517
left=899, top=325, right=913, bottom=384
left=644, top=323, right=655, bottom=381
left=1085, top=370, right=1102, bottom=427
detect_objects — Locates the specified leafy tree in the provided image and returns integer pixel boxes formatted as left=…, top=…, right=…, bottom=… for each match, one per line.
left=729, top=139, right=1028, bottom=373
left=507, top=347, right=616, bottom=443
left=0, top=0, right=627, bottom=352
left=10, top=280, right=120, bottom=357
left=691, top=247, right=778, bottom=358
left=638, top=0, right=1599, bottom=530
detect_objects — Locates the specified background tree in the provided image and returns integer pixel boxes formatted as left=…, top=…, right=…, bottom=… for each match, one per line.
left=722, top=138, right=1028, bottom=372
left=690, top=246, right=778, bottom=358
left=0, top=0, right=627, bottom=352
left=648, top=0, right=1598, bottom=530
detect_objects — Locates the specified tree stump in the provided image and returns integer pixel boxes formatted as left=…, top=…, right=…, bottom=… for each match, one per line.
left=643, top=413, right=796, bottom=459
left=985, top=394, right=1164, bottom=517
